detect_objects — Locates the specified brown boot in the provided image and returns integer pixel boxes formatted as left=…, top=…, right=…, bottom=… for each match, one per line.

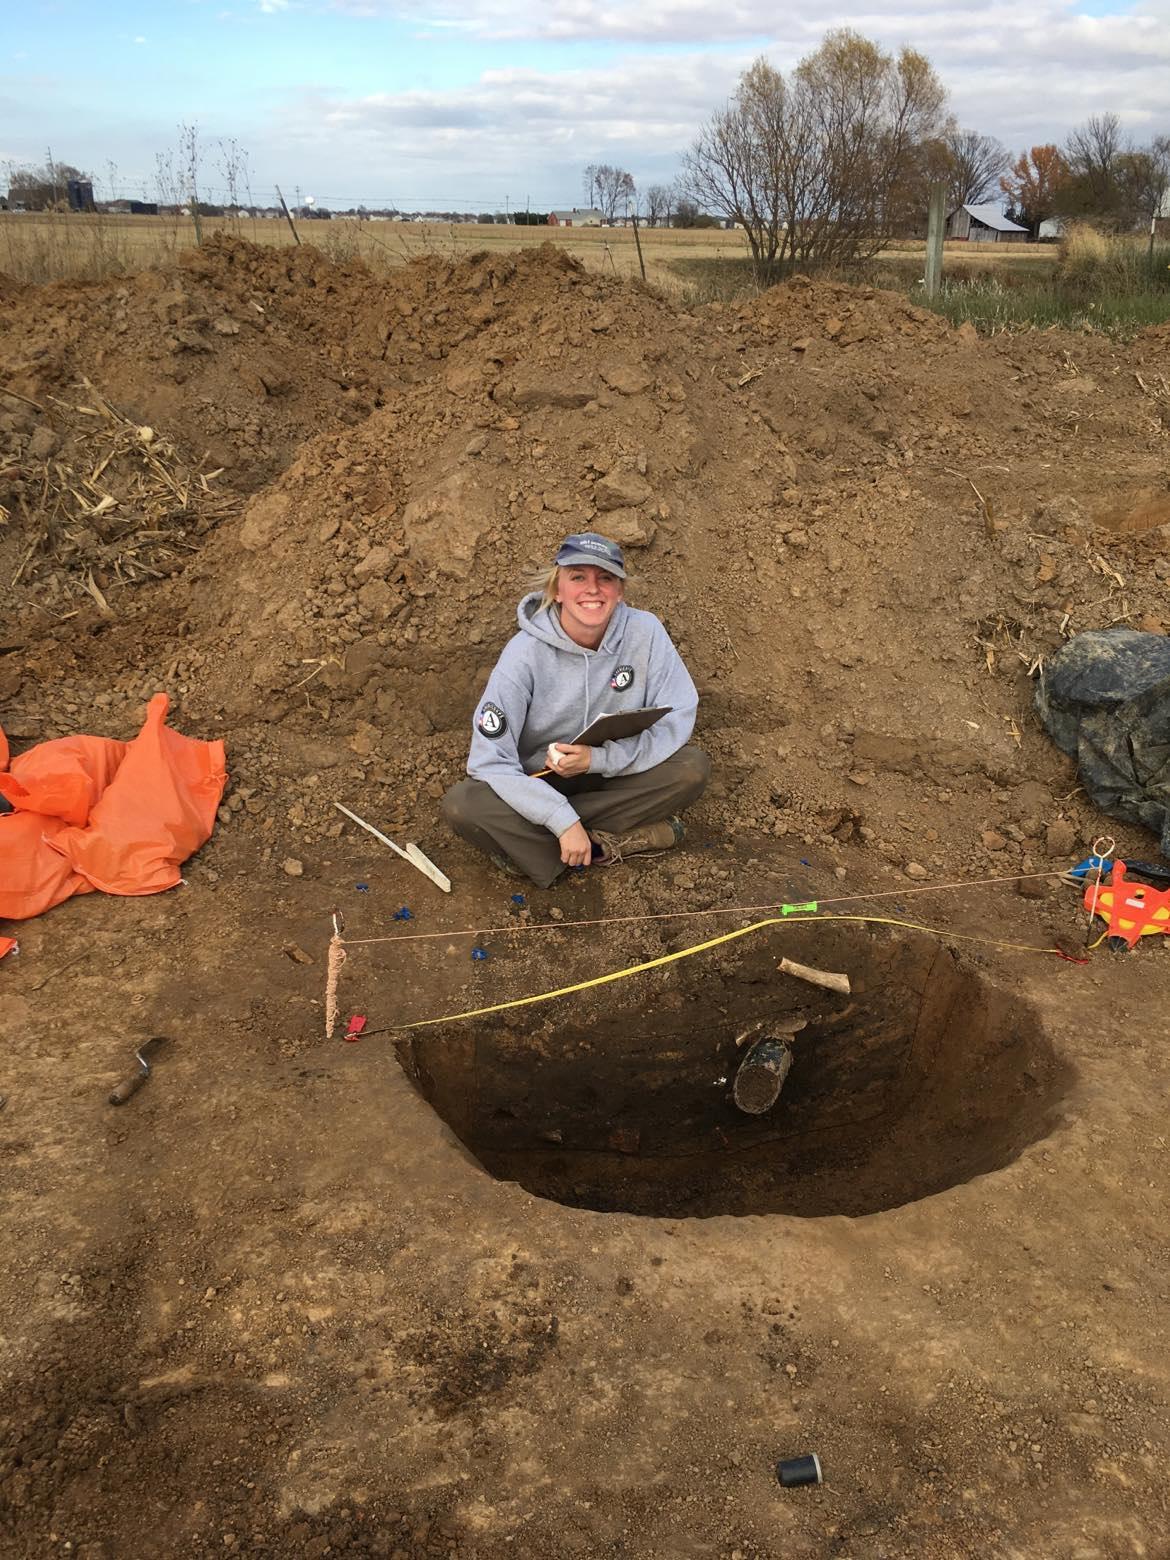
left=589, top=816, right=685, bottom=866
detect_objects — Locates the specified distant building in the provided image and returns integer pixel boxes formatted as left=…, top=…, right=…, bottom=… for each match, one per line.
left=945, top=203, right=1029, bottom=243
left=66, top=179, right=95, bottom=213
left=1037, top=216, right=1064, bottom=242
left=128, top=199, right=158, bottom=216
left=547, top=208, right=605, bottom=227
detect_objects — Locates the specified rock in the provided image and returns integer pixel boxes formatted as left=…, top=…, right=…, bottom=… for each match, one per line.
left=353, top=545, right=392, bottom=581
left=905, top=862, right=928, bottom=879
left=26, top=425, right=59, bottom=460
left=956, top=321, right=979, bottom=345
left=601, top=508, right=657, bottom=548
left=594, top=469, right=652, bottom=511
left=981, top=829, right=1008, bottom=851
left=601, top=363, right=654, bottom=396
left=282, top=858, right=304, bottom=877
left=790, top=337, right=813, bottom=352
left=404, top=470, right=493, bottom=579
left=1045, top=819, right=1077, bottom=858
left=211, top=315, right=241, bottom=335
left=239, top=490, right=293, bottom=552
left=1017, top=877, right=1050, bottom=900
left=1009, top=781, right=1053, bottom=823
left=541, top=487, right=575, bottom=514
left=445, top=360, right=485, bottom=397
left=317, top=515, right=340, bottom=543
left=507, top=373, right=597, bottom=410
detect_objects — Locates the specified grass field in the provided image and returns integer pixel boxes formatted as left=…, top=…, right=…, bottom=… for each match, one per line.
left=1, top=209, right=1059, bottom=289
left=0, top=211, right=754, bottom=290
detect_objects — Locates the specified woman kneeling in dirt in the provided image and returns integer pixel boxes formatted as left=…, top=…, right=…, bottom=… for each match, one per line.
left=441, top=531, right=710, bottom=889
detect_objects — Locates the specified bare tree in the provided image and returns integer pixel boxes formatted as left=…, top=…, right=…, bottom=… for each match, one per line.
left=684, top=57, right=795, bottom=266
left=179, top=121, right=203, bottom=243
left=684, top=31, right=948, bottom=270
left=943, top=128, right=1009, bottom=206
left=644, top=183, right=675, bottom=226
left=6, top=159, right=90, bottom=211
left=582, top=162, right=636, bottom=220
left=1116, top=138, right=1170, bottom=230
left=216, top=137, right=250, bottom=230
left=1060, top=112, right=1127, bottom=223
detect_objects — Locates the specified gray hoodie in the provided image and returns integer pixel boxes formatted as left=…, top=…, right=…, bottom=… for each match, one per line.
left=467, top=592, right=698, bottom=838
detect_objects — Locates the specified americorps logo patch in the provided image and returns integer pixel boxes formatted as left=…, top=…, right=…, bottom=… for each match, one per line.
left=477, top=702, right=507, bottom=738
left=611, top=665, right=635, bottom=691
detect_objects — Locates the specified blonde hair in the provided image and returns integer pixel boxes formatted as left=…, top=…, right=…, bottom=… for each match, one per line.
left=531, top=563, right=630, bottom=611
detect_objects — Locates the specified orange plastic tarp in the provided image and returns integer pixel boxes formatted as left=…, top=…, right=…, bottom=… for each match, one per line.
left=0, top=692, right=227, bottom=923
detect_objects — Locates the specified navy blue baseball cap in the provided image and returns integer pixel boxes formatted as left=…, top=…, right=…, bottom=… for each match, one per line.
left=555, top=531, right=627, bottom=578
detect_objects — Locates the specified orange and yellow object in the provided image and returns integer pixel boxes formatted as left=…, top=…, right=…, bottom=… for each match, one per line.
left=1083, top=861, right=1170, bottom=948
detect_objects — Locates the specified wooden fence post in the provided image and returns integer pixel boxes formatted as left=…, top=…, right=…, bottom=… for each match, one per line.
left=924, top=183, right=947, bottom=299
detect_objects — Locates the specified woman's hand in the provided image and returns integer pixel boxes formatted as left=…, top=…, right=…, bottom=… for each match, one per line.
left=546, top=742, right=592, bottom=778
left=558, top=821, right=593, bottom=868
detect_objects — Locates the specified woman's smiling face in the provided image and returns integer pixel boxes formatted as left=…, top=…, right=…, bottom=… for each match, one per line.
left=555, top=564, right=624, bottom=647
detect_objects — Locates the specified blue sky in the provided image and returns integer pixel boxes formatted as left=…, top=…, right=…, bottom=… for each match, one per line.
left=3, top=0, right=1168, bottom=210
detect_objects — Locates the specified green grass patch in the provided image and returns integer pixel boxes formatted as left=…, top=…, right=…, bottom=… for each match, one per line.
left=668, top=243, right=1170, bottom=338
left=924, top=278, right=1170, bottom=338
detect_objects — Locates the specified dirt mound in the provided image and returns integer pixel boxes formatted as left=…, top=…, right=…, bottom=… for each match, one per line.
left=5, top=238, right=1170, bottom=1560
left=0, top=236, right=598, bottom=493
left=3, top=239, right=1169, bottom=890
left=741, top=272, right=950, bottom=347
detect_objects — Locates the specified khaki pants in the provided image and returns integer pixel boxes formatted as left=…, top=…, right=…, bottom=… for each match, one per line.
left=441, top=746, right=711, bottom=889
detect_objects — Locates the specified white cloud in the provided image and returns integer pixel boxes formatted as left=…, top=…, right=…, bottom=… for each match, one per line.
left=342, top=0, right=1170, bottom=50
left=266, top=4, right=1170, bottom=206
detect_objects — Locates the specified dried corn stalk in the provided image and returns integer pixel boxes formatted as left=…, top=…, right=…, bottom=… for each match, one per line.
left=5, top=380, right=236, bottom=608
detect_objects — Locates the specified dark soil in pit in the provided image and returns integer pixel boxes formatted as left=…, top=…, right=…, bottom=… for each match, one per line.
left=398, top=924, right=1072, bottom=1218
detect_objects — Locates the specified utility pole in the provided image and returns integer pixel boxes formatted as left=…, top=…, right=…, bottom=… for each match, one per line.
left=505, top=194, right=509, bottom=223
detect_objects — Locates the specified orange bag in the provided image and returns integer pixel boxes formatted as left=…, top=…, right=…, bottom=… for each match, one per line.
left=0, top=693, right=226, bottom=922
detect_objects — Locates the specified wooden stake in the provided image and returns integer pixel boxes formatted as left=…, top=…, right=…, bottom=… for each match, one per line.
left=276, top=185, right=301, bottom=245
left=333, top=801, right=451, bottom=893
left=631, top=212, right=647, bottom=282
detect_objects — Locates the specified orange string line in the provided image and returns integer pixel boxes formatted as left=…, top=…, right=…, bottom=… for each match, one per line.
left=342, top=866, right=1072, bottom=947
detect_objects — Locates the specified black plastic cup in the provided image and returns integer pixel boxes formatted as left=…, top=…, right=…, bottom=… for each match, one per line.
left=777, top=1453, right=823, bottom=1488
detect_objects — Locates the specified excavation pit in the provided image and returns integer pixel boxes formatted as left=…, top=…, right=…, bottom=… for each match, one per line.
left=397, top=924, right=1070, bottom=1218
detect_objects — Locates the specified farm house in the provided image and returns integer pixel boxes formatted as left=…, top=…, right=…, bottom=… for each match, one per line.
left=547, top=207, right=605, bottom=226
left=945, top=202, right=1029, bottom=242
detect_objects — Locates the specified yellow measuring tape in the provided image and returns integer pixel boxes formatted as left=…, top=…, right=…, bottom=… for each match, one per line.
left=398, top=912, right=1076, bottom=1031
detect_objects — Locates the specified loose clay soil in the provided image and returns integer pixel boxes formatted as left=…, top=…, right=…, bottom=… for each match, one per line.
left=2, top=238, right=1170, bottom=1558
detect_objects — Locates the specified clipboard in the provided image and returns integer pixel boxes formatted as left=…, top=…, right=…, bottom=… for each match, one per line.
left=532, top=706, right=672, bottom=777
left=570, top=706, right=672, bottom=746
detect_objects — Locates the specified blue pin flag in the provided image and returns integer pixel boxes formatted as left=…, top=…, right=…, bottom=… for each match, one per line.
left=1068, top=854, right=1110, bottom=881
